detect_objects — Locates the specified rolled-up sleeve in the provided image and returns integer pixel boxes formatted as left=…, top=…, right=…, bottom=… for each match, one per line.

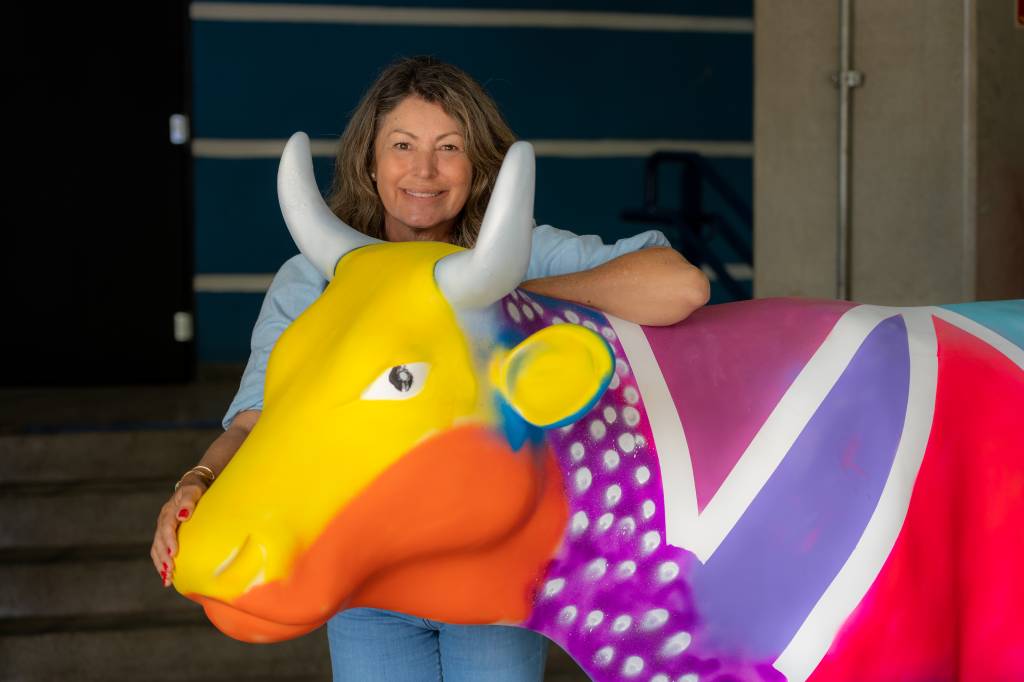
left=526, top=224, right=671, bottom=280
left=221, top=255, right=326, bottom=430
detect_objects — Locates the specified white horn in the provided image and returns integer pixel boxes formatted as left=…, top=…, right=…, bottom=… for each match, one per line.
left=277, top=132, right=380, bottom=280
left=435, top=141, right=535, bottom=309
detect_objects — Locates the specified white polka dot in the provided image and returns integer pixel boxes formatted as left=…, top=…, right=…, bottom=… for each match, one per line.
left=615, top=560, right=637, bottom=579
left=612, top=615, right=633, bottom=633
left=575, top=467, right=592, bottom=492
left=570, top=442, right=585, bottom=462
left=622, top=655, right=644, bottom=676
left=594, top=646, right=615, bottom=666
left=521, top=304, right=535, bottom=320
left=657, top=561, right=680, bottom=582
left=642, top=500, right=656, bottom=519
left=678, top=674, right=699, bottom=682
left=552, top=316, right=564, bottom=325
left=618, top=433, right=637, bottom=453
left=589, top=419, right=607, bottom=440
left=531, top=301, right=544, bottom=316
left=603, top=449, right=620, bottom=470
left=583, top=320, right=598, bottom=332
left=542, top=578, right=565, bottom=598
left=596, top=513, right=614, bottom=532
left=617, top=516, right=636, bottom=535
left=585, top=557, right=608, bottom=580
left=623, top=406, right=641, bottom=426
left=635, top=466, right=651, bottom=485
left=609, top=373, right=621, bottom=390
left=570, top=511, right=589, bottom=535
left=510, top=290, right=521, bottom=300
left=636, top=435, right=647, bottom=448
left=641, top=531, right=661, bottom=554
left=585, top=610, right=605, bottom=629
left=564, top=310, right=580, bottom=324
left=616, top=359, right=630, bottom=376
left=558, top=605, right=577, bottom=624
left=601, top=326, right=617, bottom=341
left=660, top=632, right=692, bottom=657
left=624, top=386, right=640, bottom=404
left=603, top=406, right=617, bottom=423
left=641, top=608, right=669, bottom=631
left=605, top=484, right=623, bottom=507
left=650, top=675, right=670, bottom=682
left=506, top=302, right=521, bottom=323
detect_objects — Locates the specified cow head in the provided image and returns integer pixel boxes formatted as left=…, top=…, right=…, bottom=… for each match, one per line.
left=173, top=133, right=615, bottom=642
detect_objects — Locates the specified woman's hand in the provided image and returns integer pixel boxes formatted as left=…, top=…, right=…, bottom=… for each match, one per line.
left=151, top=480, right=207, bottom=587
left=150, top=409, right=261, bottom=587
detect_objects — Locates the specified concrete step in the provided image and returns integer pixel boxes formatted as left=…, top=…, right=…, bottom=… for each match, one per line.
left=0, top=558, right=179, bottom=620
left=0, top=429, right=218, bottom=487
left=0, top=623, right=331, bottom=682
left=0, top=376, right=239, bottom=436
left=0, top=488, right=170, bottom=550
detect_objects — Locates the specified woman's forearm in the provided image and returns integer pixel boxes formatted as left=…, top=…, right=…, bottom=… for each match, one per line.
left=179, top=409, right=260, bottom=488
left=520, top=247, right=710, bottom=326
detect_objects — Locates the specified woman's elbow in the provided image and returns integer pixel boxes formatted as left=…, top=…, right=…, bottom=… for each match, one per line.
left=649, top=262, right=709, bottom=326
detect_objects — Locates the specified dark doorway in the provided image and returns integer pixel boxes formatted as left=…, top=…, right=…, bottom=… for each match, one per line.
left=2, top=3, right=193, bottom=386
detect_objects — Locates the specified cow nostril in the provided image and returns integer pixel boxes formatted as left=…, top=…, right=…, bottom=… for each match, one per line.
left=214, top=535, right=251, bottom=577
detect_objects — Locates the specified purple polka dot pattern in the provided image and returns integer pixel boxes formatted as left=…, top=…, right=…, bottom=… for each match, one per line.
left=500, top=292, right=782, bottom=682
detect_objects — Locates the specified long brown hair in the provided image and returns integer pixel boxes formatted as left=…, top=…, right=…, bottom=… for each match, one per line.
left=326, top=56, right=517, bottom=248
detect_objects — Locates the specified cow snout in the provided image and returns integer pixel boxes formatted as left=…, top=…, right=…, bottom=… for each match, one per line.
left=174, top=514, right=300, bottom=603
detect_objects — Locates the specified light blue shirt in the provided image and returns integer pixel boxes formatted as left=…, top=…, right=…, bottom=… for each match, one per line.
left=222, top=224, right=670, bottom=429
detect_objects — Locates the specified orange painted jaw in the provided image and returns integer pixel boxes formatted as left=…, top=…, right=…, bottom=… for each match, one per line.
left=188, top=424, right=569, bottom=642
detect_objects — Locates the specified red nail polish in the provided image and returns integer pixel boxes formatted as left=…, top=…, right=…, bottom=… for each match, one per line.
left=162, top=562, right=167, bottom=571
left=178, top=509, right=189, bottom=519
left=160, top=570, right=166, bottom=580
left=167, top=547, right=172, bottom=556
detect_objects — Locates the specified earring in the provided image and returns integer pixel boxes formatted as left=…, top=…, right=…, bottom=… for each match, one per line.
left=371, top=172, right=376, bottom=181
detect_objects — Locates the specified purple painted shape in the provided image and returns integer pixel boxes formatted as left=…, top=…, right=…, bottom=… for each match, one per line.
left=642, top=298, right=857, bottom=512
left=688, top=315, right=910, bottom=660
left=512, top=292, right=782, bottom=681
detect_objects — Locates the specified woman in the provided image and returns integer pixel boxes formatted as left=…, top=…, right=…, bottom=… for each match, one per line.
left=152, top=56, right=709, bottom=680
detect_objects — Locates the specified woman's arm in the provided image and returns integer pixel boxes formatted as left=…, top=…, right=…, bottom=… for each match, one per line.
left=151, top=409, right=260, bottom=586
left=520, top=246, right=710, bottom=326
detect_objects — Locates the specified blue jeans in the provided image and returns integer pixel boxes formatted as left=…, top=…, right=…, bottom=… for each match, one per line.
left=326, top=608, right=548, bottom=682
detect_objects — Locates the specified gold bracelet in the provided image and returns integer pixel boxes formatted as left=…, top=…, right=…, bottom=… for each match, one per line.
left=174, top=465, right=216, bottom=491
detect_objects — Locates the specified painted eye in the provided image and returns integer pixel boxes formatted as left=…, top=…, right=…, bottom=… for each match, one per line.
left=361, top=362, right=430, bottom=400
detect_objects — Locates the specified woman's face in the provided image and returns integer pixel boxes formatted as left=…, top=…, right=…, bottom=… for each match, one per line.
left=373, top=96, right=473, bottom=243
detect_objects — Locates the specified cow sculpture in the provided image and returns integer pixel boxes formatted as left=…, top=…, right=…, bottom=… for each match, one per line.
left=173, top=133, right=1024, bottom=681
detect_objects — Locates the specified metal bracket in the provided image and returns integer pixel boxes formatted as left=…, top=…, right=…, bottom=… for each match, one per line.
left=832, top=70, right=865, bottom=88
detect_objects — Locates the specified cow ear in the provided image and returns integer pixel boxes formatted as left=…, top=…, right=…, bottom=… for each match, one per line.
left=491, top=324, right=615, bottom=429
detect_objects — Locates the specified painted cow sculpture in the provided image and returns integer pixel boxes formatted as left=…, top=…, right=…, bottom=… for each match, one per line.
left=174, top=133, right=1024, bottom=681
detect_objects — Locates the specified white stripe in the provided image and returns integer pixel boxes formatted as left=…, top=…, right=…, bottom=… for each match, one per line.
left=194, top=273, right=275, bottom=293
left=691, top=304, right=890, bottom=561
left=191, top=138, right=753, bottom=160
left=701, top=263, right=754, bottom=281
left=190, top=3, right=753, bottom=33
left=775, top=308, right=938, bottom=681
left=930, top=306, right=1024, bottom=371
left=605, top=314, right=699, bottom=537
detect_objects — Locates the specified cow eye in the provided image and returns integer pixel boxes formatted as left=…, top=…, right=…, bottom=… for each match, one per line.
left=361, top=362, right=430, bottom=400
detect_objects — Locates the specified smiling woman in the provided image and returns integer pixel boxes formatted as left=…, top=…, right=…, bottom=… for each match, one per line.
left=373, top=96, right=473, bottom=242
left=152, top=55, right=708, bottom=682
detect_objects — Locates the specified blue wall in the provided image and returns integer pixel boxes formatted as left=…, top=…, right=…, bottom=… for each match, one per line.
left=192, top=1, right=754, bottom=362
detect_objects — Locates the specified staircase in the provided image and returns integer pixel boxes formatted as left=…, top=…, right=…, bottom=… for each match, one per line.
left=0, top=378, right=586, bottom=681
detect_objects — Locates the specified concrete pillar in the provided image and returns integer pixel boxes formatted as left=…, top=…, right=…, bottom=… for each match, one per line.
left=754, top=0, right=1024, bottom=304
